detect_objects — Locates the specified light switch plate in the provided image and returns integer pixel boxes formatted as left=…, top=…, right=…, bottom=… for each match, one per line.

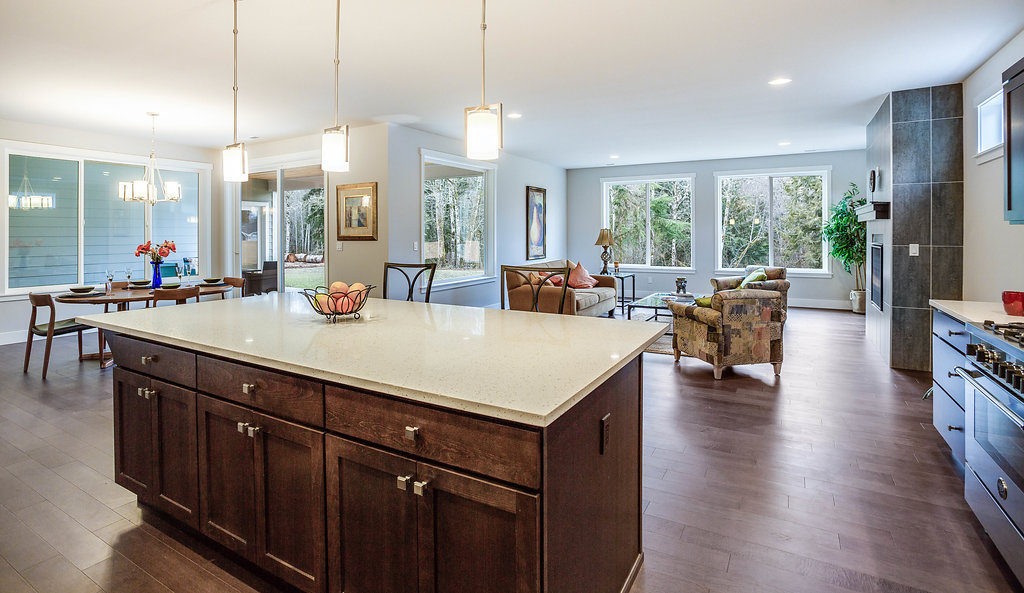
left=909, top=244, right=919, bottom=256
left=336, top=243, right=343, bottom=251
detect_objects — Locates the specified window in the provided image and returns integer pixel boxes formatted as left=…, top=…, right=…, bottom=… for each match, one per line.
left=5, top=148, right=206, bottom=293
left=421, top=151, right=495, bottom=285
left=717, top=170, right=828, bottom=272
left=978, top=90, right=1004, bottom=154
left=604, top=176, right=693, bottom=268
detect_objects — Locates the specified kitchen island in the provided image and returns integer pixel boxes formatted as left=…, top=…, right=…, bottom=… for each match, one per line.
left=78, top=293, right=666, bottom=593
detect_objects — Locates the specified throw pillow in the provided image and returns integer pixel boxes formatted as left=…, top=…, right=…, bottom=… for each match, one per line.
left=568, top=261, right=597, bottom=289
left=740, top=267, right=768, bottom=288
left=694, top=296, right=713, bottom=308
left=534, top=271, right=564, bottom=287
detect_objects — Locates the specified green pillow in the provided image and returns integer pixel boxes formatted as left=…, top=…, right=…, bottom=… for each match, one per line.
left=740, top=267, right=768, bottom=288
left=694, top=296, right=712, bottom=307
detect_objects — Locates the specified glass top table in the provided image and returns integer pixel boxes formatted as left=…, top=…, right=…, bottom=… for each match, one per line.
left=626, top=292, right=696, bottom=321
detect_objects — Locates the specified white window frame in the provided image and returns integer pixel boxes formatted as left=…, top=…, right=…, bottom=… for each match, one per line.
left=714, top=166, right=831, bottom=276
left=976, top=89, right=1005, bottom=162
left=1, top=139, right=211, bottom=297
left=419, top=148, right=497, bottom=291
left=600, top=173, right=696, bottom=272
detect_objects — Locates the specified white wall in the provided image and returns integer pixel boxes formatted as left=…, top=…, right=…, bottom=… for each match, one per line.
left=566, top=150, right=866, bottom=308
left=963, top=29, right=1024, bottom=302
left=387, top=124, right=567, bottom=307
left=0, top=118, right=219, bottom=345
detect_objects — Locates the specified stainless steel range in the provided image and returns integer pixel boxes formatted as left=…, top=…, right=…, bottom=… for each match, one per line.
left=958, top=320, right=1024, bottom=582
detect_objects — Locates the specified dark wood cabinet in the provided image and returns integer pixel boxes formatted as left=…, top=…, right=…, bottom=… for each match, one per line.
left=1004, top=56, right=1024, bottom=224
left=150, top=378, right=199, bottom=527
left=325, top=435, right=539, bottom=593
left=113, top=368, right=155, bottom=499
left=197, top=395, right=256, bottom=556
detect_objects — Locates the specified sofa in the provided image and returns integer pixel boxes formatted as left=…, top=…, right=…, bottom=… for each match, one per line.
left=502, top=259, right=617, bottom=317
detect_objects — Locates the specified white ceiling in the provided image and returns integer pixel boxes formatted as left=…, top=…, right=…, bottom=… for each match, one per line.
left=1, top=0, right=1023, bottom=169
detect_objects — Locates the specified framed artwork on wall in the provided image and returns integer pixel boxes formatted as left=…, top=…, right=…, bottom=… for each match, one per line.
left=336, top=182, right=378, bottom=241
left=526, top=186, right=546, bottom=260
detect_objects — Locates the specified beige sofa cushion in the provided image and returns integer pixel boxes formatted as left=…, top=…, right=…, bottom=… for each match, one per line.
left=574, top=286, right=616, bottom=310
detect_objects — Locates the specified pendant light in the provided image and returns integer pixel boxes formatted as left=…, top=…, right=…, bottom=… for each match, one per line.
left=465, top=0, right=502, bottom=160
left=321, top=0, right=350, bottom=172
left=118, top=113, right=182, bottom=204
left=223, top=0, right=248, bottom=183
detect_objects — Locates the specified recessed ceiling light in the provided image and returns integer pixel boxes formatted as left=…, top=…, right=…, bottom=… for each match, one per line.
left=609, top=154, right=620, bottom=159
left=507, top=113, right=522, bottom=119
left=768, top=78, right=792, bottom=86
left=778, top=141, right=791, bottom=146
left=249, top=136, right=260, bottom=140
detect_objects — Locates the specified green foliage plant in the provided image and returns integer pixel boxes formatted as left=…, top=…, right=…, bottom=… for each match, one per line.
left=821, top=183, right=867, bottom=290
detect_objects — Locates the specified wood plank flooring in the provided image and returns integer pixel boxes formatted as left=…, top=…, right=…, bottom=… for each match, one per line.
left=0, top=308, right=1020, bottom=593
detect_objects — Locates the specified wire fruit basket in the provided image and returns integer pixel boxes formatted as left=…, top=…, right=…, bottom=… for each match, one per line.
left=301, top=285, right=374, bottom=322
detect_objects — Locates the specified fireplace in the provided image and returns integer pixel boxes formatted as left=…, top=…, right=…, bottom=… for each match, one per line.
left=870, top=243, right=883, bottom=311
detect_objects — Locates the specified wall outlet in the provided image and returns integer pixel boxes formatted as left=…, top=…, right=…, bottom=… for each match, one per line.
left=336, top=243, right=343, bottom=251
left=647, top=277, right=653, bottom=284
left=909, top=244, right=919, bottom=256
left=413, top=241, right=419, bottom=252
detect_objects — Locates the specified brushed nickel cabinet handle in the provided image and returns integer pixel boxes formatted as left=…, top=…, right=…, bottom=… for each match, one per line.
left=247, top=425, right=260, bottom=438
left=404, top=426, right=419, bottom=441
left=947, top=425, right=963, bottom=432
left=242, top=383, right=256, bottom=395
left=140, top=355, right=156, bottom=365
left=948, top=330, right=965, bottom=337
left=396, top=474, right=413, bottom=491
left=137, top=387, right=145, bottom=397
left=413, top=480, right=429, bottom=497
left=999, top=477, right=1009, bottom=500
left=142, top=389, right=152, bottom=400
left=948, top=371, right=960, bottom=378
left=237, top=422, right=249, bottom=434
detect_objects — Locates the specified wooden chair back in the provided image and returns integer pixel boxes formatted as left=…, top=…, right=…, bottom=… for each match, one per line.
left=383, top=262, right=437, bottom=302
left=500, top=265, right=570, bottom=313
left=110, top=281, right=129, bottom=290
left=152, top=286, right=200, bottom=305
left=223, top=277, right=245, bottom=298
left=27, top=293, right=55, bottom=329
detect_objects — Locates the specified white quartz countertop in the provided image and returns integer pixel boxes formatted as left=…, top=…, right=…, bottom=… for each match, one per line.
left=77, top=294, right=667, bottom=427
left=929, top=299, right=1022, bottom=325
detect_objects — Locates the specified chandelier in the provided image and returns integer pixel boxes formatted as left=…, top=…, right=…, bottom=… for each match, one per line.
left=8, top=162, right=55, bottom=210
left=119, top=113, right=181, bottom=204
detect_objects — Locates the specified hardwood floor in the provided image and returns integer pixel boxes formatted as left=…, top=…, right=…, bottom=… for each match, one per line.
left=0, top=308, right=1019, bottom=592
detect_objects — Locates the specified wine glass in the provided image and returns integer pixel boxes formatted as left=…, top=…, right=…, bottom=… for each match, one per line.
left=105, top=269, right=114, bottom=294
left=124, top=267, right=132, bottom=283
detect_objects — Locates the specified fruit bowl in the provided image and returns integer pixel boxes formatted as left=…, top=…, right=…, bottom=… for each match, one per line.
left=301, top=285, right=374, bottom=322
left=1003, top=291, right=1024, bottom=316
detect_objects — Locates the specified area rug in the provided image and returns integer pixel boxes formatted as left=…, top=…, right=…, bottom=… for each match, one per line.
left=645, top=333, right=675, bottom=356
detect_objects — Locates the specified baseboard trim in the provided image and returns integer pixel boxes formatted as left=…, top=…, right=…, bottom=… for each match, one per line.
left=789, top=298, right=852, bottom=310
left=0, top=328, right=97, bottom=347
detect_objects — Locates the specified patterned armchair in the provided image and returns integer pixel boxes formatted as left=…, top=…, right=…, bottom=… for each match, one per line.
left=711, top=266, right=790, bottom=321
left=666, top=290, right=785, bottom=380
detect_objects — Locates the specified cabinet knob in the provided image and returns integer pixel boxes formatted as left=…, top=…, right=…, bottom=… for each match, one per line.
left=948, top=330, right=965, bottom=337
left=947, top=425, right=963, bottom=432
left=137, top=387, right=145, bottom=397
left=396, top=474, right=413, bottom=491
left=404, top=426, right=419, bottom=441
left=247, top=425, right=261, bottom=438
left=242, top=383, right=256, bottom=395
left=999, top=477, right=1009, bottom=500
left=237, top=422, right=249, bottom=434
left=140, top=355, right=156, bottom=365
left=413, top=480, right=429, bottom=497
left=143, top=389, right=152, bottom=400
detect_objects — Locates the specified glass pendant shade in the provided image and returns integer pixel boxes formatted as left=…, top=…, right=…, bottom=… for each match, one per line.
left=223, top=143, right=249, bottom=182
left=466, top=105, right=501, bottom=161
left=321, top=125, right=350, bottom=172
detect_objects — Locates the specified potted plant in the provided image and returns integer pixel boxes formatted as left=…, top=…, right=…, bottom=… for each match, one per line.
left=822, top=183, right=867, bottom=313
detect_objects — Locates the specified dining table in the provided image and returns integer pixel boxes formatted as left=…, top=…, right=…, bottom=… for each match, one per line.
left=55, top=283, right=235, bottom=368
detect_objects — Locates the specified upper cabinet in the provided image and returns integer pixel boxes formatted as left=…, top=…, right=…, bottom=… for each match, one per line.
left=1003, top=56, right=1024, bottom=224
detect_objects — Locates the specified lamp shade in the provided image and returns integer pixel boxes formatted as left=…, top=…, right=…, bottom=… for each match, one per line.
left=595, top=228, right=614, bottom=246
left=321, top=125, right=350, bottom=172
left=466, top=106, right=501, bottom=160
left=223, top=143, right=249, bottom=183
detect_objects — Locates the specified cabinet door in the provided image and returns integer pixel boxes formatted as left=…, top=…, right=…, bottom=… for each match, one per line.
left=149, top=378, right=199, bottom=528
left=325, top=436, right=418, bottom=593
left=1007, top=76, right=1024, bottom=223
left=415, top=463, right=540, bottom=593
left=113, top=368, right=154, bottom=500
left=252, top=412, right=326, bottom=593
left=197, top=395, right=255, bottom=557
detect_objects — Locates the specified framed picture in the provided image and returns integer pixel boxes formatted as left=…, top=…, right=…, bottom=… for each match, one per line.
left=526, top=186, right=546, bottom=260
left=336, top=182, right=378, bottom=241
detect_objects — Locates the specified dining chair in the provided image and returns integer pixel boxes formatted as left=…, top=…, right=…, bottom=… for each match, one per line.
left=152, top=286, right=201, bottom=306
left=24, top=293, right=89, bottom=380
left=383, top=262, right=437, bottom=302
left=500, top=265, right=571, bottom=313
left=222, top=277, right=245, bottom=299
left=105, top=281, right=130, bottom=313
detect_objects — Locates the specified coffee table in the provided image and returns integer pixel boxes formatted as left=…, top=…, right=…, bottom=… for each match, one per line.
left=626, top=292, right=695, bottom=321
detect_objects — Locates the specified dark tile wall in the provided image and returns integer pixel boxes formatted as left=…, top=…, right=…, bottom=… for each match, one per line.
left=888, top=84, right=964, bottom=371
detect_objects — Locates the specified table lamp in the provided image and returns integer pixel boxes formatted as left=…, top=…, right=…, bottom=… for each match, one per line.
left=595, top=228, right=614, bottom=274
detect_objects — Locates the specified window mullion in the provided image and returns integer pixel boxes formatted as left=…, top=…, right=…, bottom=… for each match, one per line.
left=645, top=183, right=652, bottom=266
left=766, top=175, right=775, bottom=267
left=78, top=159, right=85, bottom=285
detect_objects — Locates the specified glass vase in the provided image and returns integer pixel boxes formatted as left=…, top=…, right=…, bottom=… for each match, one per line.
left=151, top=260, right=163, bottom=289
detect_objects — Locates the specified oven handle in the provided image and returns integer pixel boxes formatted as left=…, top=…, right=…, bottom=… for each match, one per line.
left=957, top=366, right=1024, bottom=430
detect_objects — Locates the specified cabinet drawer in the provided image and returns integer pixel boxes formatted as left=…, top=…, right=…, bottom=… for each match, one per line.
left=197, top=356, right=324, bottom=427
left=933, top=383, right=965, bottom=462
left=932, top=334, right=966, bottom=408
left=325, top=385, right=541, bottom=489
left=107, top=333, right=196, bottom=388
left=933, top=310, right=968, bottom=354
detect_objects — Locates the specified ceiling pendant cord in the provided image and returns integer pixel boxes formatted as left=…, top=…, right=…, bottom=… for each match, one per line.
left=333, top=0, right=340, bottom=128
left=232, top=0, right=239, bottom=146
left=480, top=0, right=486, bottom=107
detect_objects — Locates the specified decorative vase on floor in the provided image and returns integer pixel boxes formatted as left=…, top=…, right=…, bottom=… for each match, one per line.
left=151, top=260, right=163, bottom=289
left=850, top=289, right=866, bottom=314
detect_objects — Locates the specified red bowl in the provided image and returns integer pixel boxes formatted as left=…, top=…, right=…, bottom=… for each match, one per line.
left=1003, top=291, right=1024, bottom=316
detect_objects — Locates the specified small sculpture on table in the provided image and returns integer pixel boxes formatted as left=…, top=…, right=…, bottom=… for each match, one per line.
left=675, top=276, right=692, bottom=299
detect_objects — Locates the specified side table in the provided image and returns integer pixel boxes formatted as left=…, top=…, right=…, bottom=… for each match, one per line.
left=611, top=273, right=636, bottom=314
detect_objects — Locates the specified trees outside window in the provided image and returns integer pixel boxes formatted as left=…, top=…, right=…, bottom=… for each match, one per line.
left=422, top=157, right=491, bottom=283
left=605, top=177, right=693, bottom=268
left=718, top=171, right=827, bottom=271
